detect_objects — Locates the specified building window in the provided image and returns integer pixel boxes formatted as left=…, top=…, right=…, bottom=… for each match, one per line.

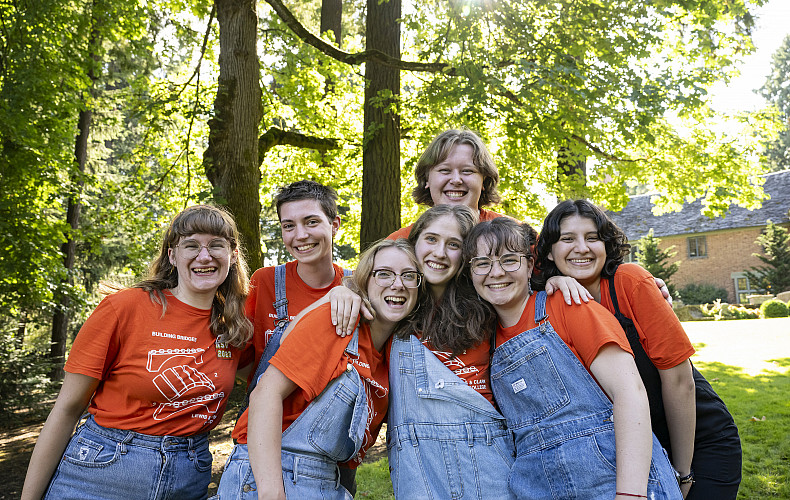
left=624, top=246, right=639, bottom=263
left=687, top=236, right=707, bottom=259
left=732, top=273, right=757, bottom=304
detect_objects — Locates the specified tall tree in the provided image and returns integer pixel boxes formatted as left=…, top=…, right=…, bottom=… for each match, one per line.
left=760, top=34, right=790, bottom=172
left=636, top=229, right=680, bottom=298
left=204, top=0, right=264, bottom=267
left=49, top=11, right=100, bottom=379
left=361, top=0, right=400, bottom=246
left=746, top=219, right=790, bottom=294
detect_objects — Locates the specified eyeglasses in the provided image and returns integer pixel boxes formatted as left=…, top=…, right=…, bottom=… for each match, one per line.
left=372, top=269, right=422, bottom=288
left=176, top=238, right=232, bottom=259
left=469, top=253, right=528, bottom=275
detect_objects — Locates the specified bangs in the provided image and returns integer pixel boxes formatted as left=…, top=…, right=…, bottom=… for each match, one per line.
left=169, top=206, right=236, bottom=245
left=476, top=222, right=531, bottom=257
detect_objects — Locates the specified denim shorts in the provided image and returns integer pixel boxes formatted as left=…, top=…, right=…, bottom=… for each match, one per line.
left=45, top=415, right=212, bottom=500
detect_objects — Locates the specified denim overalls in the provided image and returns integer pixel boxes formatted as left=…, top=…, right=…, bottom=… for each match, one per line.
left=44, top=415, right=212, bottom=500
left=387, top=334, right=516, bottom=499
left=490, top=292, right=681, bottom=499
left=215, top=328, right=368, bottom=499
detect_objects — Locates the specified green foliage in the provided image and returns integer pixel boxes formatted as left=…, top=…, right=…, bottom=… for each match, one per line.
left=693, top=360, right=790, bottom=499
left=636, top=229, right=679, bottom=297
left=0, top=324, right=57, bottom=423
left=760, top=299, right=789, bottom=319
left=700, top=300, right=761, bottom=321
left=679, top=283, right=729, bottom=305
left=745, top=220, right=790, bottom=295
left=759, top=35, right=790, bottom=172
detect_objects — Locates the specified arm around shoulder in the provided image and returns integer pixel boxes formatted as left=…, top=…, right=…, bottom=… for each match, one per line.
left=22, top=372, right=100, bottom=500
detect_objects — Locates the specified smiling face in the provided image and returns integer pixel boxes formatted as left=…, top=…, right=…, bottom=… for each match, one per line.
left=367, top=246, right=420, bottom=329
left=168, top=233, right=237, bottom=308
left=548, top=214, right=607, bottom=290
left=470, top=237, right=533, bottom=327
left=413, top=214, right=464, bottom=296
left=425, top=144, right=484, bottom=210
left=279, top=199, right=340, bottom=268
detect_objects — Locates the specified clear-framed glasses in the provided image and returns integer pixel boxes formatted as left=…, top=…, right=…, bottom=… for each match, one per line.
left=372, top=269, right=422, bottom=288
left=469, top=253, right=528, bottom=275
left=176, top=238, right=232, bottom=259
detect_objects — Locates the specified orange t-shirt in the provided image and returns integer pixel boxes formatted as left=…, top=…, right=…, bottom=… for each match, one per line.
left=387, top=207, right=508, bottom=240
left=600, top=264, right=695, bottom=369
left=233, top=261, right=345, bottom=443
left=270, top=304, right=389, bottom=468
left=496, top=293, right=632, bottom=372
left=64, top=288, right=242, bottom=436
left=421, top=338, right=494, bottom=405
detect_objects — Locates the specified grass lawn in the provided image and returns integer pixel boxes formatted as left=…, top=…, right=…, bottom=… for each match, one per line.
left=355, top=317, right=790, bottom=499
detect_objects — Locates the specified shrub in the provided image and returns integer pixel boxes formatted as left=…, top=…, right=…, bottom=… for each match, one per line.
left=679, top=283, right=729, bottom=305
left=700, top=300, right=761, bottom=321
left=761, top=299, right=790, bottom=318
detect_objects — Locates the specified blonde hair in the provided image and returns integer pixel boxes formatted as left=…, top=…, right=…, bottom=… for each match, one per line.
left=345, top=239, right=423, bottom=336
left=135, top=205, right=253, bottom=348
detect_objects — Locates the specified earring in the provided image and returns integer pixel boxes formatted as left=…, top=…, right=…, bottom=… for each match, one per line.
left=528, top=280, right=533, bottom=296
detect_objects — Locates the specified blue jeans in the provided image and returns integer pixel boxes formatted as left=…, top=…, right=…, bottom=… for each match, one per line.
left=45, top=415, right=212, bottom=500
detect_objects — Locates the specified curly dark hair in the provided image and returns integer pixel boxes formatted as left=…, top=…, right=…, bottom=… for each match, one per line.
left=532, top=199, right=630, bottom=290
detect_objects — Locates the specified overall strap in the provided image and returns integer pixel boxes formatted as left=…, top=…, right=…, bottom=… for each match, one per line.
left=239, top=264, right=290, bottom=419
left=344, top=326, right=360, bottom=357
left=534, top=291, right=549, bottom=323
left=342, top=268, right=353, bottom=278
left=273, top=263, right=289, bottom=325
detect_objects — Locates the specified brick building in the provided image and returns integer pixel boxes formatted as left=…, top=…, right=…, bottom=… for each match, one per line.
left=607, top=170, right=790, bottom=304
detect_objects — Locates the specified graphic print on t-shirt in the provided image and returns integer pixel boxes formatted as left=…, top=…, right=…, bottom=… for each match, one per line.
left=146, top=336, right=224, bottom=423
left=428, top=348, right=488, bottom=393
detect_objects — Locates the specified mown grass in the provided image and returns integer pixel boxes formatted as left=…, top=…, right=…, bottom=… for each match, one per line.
left=354, top=356, right=790, bottom=499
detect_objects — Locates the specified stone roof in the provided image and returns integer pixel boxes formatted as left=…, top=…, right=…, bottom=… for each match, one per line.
left=606, top=170, right=790, bottom=240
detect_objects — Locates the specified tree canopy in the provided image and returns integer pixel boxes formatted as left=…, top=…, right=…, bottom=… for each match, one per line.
left=0, top=0, right=777, bottom=376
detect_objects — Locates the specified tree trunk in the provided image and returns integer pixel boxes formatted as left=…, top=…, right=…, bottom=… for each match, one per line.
left=204, top=0, right=263, bottom=268
left=49, top=15, right=99, bottom=380
left=320, top=0, right=341, bottom=43
left=361, top=0, right=400, bottom=248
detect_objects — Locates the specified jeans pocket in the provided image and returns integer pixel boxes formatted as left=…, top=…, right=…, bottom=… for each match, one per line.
left=61, top=434, right=121, bottom=468
left=192, top=442, right=213, bottom=473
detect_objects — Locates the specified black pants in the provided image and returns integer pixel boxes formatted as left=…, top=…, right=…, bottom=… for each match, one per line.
left=686, top=387, right=742, bottom=500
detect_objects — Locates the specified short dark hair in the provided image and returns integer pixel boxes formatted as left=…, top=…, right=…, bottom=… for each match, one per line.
left=412, top=129, right=501, bottom=208
left=463, top=217, right=537, bottom=265
left=533, top=199, right=630, bottom=290
left=274, top=180, right=338, bottom=222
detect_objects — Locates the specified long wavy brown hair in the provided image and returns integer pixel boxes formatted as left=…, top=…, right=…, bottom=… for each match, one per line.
left=399, top=205, right=497, bottom=355
left=135, top=205, right=253, bottom=348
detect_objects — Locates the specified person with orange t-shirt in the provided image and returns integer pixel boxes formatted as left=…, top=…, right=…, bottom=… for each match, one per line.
left=534, top=199, right=741, bottom=500
left=245, top=239, right=421, bottom=500
left=329, top=205, right=590, bottom=499
left=22, top=205, right=253, bottom=500
left=466, top=217, right=681, bottom=500
left=215, top=180, right=365, bottom=499
left=387, top=128, right=508, bottom=241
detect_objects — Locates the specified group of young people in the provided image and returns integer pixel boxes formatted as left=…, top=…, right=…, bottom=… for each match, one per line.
left=22, top=129, right=741, bottom=500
